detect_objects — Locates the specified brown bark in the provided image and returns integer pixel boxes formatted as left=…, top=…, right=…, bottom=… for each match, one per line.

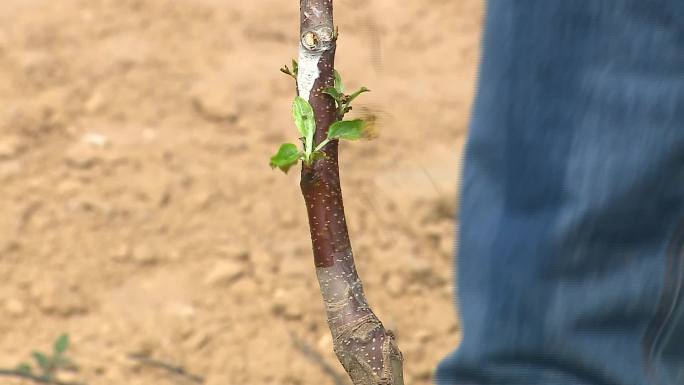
left=296, top=1, right=404, bottom=384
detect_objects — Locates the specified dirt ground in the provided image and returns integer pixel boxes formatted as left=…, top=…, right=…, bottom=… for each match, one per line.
left=0, top=0, right=483, bottom=384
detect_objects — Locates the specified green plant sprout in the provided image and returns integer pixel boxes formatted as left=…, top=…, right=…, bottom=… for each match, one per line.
left=323, top=71, right=370, bottom=120
left=269, top=62, right=372, bottom=173
left=0, top=334, right=83, bottom=385
left=279, top=59, right=298, bottom=80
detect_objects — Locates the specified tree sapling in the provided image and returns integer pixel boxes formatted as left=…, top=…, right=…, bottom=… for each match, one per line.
left=270, top=1, right=404, bottom=384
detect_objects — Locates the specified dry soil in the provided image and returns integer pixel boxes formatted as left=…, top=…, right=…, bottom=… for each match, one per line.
left=0, top=1, right=483, bottom=384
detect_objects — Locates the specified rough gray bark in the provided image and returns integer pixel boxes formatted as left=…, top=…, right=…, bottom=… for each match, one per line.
left=296, top=1, right=404, bottom=384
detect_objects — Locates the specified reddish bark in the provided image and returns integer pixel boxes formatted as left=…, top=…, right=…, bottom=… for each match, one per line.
left=295, top=1, right=404, bottom=384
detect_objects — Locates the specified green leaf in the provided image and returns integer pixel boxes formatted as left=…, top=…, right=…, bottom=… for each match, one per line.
left=333, top=70, right=344, bottom=93
left=323, top=87, right=343, bottom=102
left=347, top=87, right=370, bottom=105
left=327, top=120, right=366, bottom=141
left=54, top=334, right=69, bottom=355
left=32, top=351, right=51, bottom=371
left=270, top=143, right=303, bottom=173
left=280, top=59, right=299, bottom=79
left=292, top=96, right=316, bottom=147
left=16, top=362, right=32, bottom=375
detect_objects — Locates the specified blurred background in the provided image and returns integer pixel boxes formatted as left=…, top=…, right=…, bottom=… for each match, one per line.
left=0, top=0, right=482, bottom=384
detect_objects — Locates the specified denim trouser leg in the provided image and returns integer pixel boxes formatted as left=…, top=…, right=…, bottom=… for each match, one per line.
left=436, top=1, right=684, bottom=385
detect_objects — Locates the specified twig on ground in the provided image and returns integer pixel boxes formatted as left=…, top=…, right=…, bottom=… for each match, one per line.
left=127, top=353, right=204, bottom=384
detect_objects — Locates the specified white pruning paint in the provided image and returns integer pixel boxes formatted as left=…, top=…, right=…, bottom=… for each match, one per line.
left=297, top=44, right=322, bottom=101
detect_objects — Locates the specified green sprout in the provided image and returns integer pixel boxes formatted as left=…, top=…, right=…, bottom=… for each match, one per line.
left=279, top=59, right=298, bottom=79
left=10, top=334, right=77, bottom=384
left=270, top=62, right=371, bottom=173
left=323, top=70, right=370, bottom=120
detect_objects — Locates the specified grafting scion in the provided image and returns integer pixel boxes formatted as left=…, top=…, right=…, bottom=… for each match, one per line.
left=269, top=1, right=405, bottom=384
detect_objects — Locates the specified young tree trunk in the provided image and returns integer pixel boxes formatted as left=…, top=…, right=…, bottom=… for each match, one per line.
left=296, top=1, right=404, bottom=384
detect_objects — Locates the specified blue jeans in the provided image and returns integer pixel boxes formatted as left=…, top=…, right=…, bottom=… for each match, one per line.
left=436, top=1, right=684, bottom=384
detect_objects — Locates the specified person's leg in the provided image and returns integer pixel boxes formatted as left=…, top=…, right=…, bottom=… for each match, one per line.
left=436, top=1, right=684, bottom=384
